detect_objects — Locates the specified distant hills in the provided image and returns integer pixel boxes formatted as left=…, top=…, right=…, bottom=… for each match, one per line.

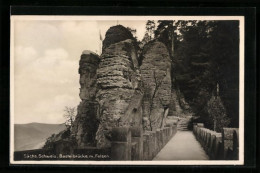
left=14, top=122, right=66, bottom=151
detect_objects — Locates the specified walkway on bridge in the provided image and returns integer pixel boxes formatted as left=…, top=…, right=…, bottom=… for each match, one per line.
left=153, top=131, right=209, bottom=160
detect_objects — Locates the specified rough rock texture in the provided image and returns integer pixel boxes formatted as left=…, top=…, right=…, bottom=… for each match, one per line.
left=78, top=51, right=100, bottom=100
left=168, top=87, right=192, bottom=117
left=43, top=51, right=100, bottom=150
left=168, top=91, right=177, bottom=116
left=71, top=51, right=100, bottom=147
left=43, top=128, right=76, bottom=153
left=102, top=25, right=134, bottom=51
left=140, top=41, right=172, bottom=131
left=95, top=26, right=143, bottom=148
left=43, top=25, right=190, bottom=150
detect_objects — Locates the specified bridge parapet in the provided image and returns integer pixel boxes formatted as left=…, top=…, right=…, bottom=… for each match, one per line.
left=193, top=123, right=239, bottom=160
left=110, top=123, right=177, bottom=160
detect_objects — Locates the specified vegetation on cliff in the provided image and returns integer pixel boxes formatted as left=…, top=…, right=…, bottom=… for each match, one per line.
left=42, top=21, right=239, bottom=150
left=138, top=20, right=239, bottom=130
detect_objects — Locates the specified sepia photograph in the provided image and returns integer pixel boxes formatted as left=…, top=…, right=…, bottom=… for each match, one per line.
left=10, top=15, right=244, bottom=165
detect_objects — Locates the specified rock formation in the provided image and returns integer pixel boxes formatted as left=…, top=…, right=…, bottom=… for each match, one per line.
left=43, top=51, right=101, bottom=150
left=71, top=51, right=100, bottom=147
left=43, top=25, right=179, bottom=151
left=168, top=87, right=192, bottom=117
left=140, top=41, right=172, bottom=131
left=102, top=25, right=134, bottom=51
left=95, top=26, right=144, bottom=148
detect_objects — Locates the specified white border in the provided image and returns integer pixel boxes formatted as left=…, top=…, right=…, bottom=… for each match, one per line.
left=10, top=15, right=244, bottom=165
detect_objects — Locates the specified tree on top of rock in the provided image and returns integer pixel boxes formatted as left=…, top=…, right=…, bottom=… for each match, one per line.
left=141, top=20, right=156, bottom=45
left=154, top=20, right=175, bottom=57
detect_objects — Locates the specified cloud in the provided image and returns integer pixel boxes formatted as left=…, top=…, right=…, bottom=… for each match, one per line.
left=13, top=19, right=147, bottom=124
left=14, top=46, right=37, bottom=67
left=14, top=47, right=80, bottom=124
left=14, top=21, right=62, bottom=53
left=59, top=21, right=100, bottom=56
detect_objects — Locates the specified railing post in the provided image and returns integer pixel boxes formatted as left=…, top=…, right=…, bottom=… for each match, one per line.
left=172, top=123, right=177, bottom=136
left=156, top=129, right=161, bottom=154
left=193, top=123, right=197, bottom=135
left=196, top=123, right=204, bottom=142
left=166, top=123, right=173, bottom=138
left=222, top=128, right=237, bottom=160
left=145, top=131, right=156, bottom=159
left=143, top=132, right=151, bottom=160
left=233, top=129, right=239, bottom=160
left=110, top=127, right=131, bottom=160
left=212, top=132, right=222, bottom=160
left=130, top=126, right=143, bottom=160
left=150, top=131, right=156, bottom=158
left=163, top=128, right=167, bottom=147
left=205, top=129, right=212, bottom=150
left=205, top=130, right=214, bottom=154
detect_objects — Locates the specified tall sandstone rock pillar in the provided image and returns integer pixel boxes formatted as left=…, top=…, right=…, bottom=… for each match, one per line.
left=71, top=51, right=100, bottom=148
left=95, top=25, right=143, bottom=148
left=140, top=41, right=172, bottom=131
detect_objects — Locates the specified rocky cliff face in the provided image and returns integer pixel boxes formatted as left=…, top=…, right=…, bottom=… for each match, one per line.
left=71, top=51, right=100, bottom=147
left=95, top=26, right=143, bottom=148
left=140, top=41, right=172, bottom=130
left=43, top=25, right=183, bottom=150
left=102, top=25, right=134, bottom=51
left=168, top=87, right=192, bottom=118
left=43, top=51, right=101, bottom=150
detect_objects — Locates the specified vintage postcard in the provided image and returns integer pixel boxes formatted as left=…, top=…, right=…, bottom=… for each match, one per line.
left=10, top=15, right=244, bottom=165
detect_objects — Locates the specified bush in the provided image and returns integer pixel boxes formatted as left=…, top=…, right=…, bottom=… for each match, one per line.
left=207, top=95, right=230, bottom=132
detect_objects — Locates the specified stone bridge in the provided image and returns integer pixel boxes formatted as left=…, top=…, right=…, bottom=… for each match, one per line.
left=109, top=121, right=239, bottom=160
left=14, top=120, right=239, bottom=161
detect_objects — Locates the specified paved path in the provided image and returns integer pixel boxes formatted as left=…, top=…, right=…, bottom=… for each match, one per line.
left=153, top=131, right=209, bottom=160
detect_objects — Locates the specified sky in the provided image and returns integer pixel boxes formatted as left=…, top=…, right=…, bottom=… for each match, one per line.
left=12, top=17, right=147, bottom=124
left=12, top=16, right=243, bottom=124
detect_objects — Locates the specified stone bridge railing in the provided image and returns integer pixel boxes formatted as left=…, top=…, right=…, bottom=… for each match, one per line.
left=111, top=122, right=177, bottom=160
left=14, top=123, right=177, bottom=161
left=193, top=123, right=239, bottom=160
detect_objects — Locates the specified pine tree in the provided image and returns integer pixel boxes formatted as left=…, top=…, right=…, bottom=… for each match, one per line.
left=145, top=20, right=155, bottom=41
left=154, top=20, right=175, bottom=57
left=207, top=85, right=230, bottom=132
left=173, top=20, right=239, bottom=129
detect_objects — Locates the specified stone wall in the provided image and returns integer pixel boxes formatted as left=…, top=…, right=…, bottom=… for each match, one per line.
left=110, top=122, right=177, bottom=160
left=140, top=41, right=172, bottom=130
left=193, top=123, right=239, bottom=160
